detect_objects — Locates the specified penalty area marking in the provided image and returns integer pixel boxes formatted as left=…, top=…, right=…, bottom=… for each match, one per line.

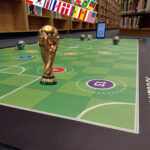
left=77, top=102, right=138, bottom=134
left=0, top=71, right=40, bottom=78
left=0, top=66, right=15, bottom=72
left=0, top=59, right=42, bottom=99
left=0, top=65, right=25, bottom=74
left=77, top=102, right=134, bottom=118
left=0, top=58, right=40, bottom=67
left=0, top=77, right=41, bottom=99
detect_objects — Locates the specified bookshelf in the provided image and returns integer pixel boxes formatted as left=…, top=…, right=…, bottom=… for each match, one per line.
left=0, top=0, right=120, bottom=33
left=99, top=0, right=121, bottom=29
left=119, top=0, right=150, bottom=36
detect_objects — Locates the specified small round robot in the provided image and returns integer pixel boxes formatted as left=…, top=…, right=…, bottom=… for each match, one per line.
left=88, top=35, right=93, bottom=40
left=113, top=36, right=120, bottom=45
left=80, top=34, right=86, bottom=41
left=17, top=40, right=25, bottom=50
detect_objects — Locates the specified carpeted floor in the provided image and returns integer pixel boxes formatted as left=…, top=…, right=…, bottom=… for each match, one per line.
left=0, top=144, right=20, bottom=150
left=0, top=29, right=119, bottom=49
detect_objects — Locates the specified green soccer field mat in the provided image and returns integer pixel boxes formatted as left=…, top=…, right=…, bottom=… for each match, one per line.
left=0, top=38, right=139, bottom=133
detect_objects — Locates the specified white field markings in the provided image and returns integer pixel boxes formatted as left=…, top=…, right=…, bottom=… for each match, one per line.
left=77, top=102, right=135, bottom=119
left=0, top=77, right=41, bottom=99
left=76, top=102, right=137, bottom=134
left=17, top=58, right=40, bottom=66
left=0, top=58, right=41, bottom=99
left=0, top=66, right=25, bottom=74
left=0, top=66, right=16, bottom=72
left=0, top=40, right=139, bottom=133
left=0, top=102, right=137, bottom=134
left=76, top=40, right=139, bottom=134
left=134, top=40, right=139, bottom=134
left=0, top=71, right=40, bottom=78
left=0, top=58, right=40, bottom=75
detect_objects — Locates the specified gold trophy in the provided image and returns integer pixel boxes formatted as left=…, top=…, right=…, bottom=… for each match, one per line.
left=38, top=25, right=59, bottom=85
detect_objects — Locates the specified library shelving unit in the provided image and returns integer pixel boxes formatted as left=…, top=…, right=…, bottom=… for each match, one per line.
left=119, top=0, right=150, bottom=36
left=28, top=9, right=52, bottom=31
left=53, top=15, right=69, bottom=31
left=0, top=0, right=120, bottom=33
left=0, top=0, right=28, bottom=33
left=69, top=19, right=82, bottom=30
left=98, top=0, right=121, bottom=29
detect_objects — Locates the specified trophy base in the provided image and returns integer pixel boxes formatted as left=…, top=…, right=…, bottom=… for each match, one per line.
left=40, top=76, right=57, bottom=85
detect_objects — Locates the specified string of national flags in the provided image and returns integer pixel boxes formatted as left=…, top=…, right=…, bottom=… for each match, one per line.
left=26, top=0, right=97, bottom=23
left=73, top=0, right=97, bottom=11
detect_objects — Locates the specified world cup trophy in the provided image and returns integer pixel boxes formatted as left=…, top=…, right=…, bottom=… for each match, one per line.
left=38, top=25, right=59, bottom=85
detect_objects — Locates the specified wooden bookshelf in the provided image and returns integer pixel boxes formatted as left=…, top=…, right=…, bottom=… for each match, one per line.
left=70, top=19, right=82, bottom=30
left=0, top=0, right=28, bottom=33
left=53, top=17, right=69, bottom=31
left=0, top=0, right=120, bottom=33
left=119, top=0, right=150, bottom=36
left=98, top=0, right=121, bottom=29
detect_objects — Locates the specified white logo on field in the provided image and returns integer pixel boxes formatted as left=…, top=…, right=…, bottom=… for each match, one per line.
left=53, top=68, right=58, bottom=71
left=94, top=81, right=106, bottom=87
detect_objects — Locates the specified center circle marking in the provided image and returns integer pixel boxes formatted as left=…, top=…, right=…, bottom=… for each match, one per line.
left=86, top=79, right=116, bottom=90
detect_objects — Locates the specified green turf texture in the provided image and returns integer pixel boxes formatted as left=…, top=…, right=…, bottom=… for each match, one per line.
left=0, top=38, right=138, bottom=132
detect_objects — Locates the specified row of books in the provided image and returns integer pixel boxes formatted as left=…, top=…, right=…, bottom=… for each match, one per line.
left=27, top=3, right=62, bottom=18
left=100, top=0, right=120, bottom=9
left=137, top=0, right=150, bottom=11
left=100, top=7, right=119, bottom=16
left=27, top=3, right=42, bottom=15
left=121, top=0, right=150, bottom=13
left=100, top=0, right=120, bottom=6
left=100, top=10, right=118, bottom=18
left=52, top=12, right=62, bottom=18
left=120, top=16, right=145, bottom=28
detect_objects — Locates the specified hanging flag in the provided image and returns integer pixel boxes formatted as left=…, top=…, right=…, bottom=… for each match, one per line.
left=59, top=3, right=72, bottom=15
left=49, top=0, right=57, bottom=10
left=63, top=3, right=72, bottom=15
left=54, top=1, right=62, bottom=12
left=64, top=4, right=72, bottom=15
left=74, top=0, right=97, bottom=10
left=59, top=2, right=66, bottom=14
left=67, top=5, right=75, bottom=16
left=69, top=5, right=76, bottom=16
left=34, top=0, right=45, bottom=7
left=85, top=10, right=97, bottom=23
left=81, top=0, right=90, bottom=7
left=78, top=8, right=87, bottom=21
left=87, top=0, right=97, bottom=11
left=25, top=0, right=97, bottom=23
left=26, top=0, right=34, bottom=4
left=43, top=0, right=51, bottom=9
left=75, top=0, right=83, bottom=5
left=51, top=0, right=57, bottom=11
left=72, top=6, right=80, bottom=18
